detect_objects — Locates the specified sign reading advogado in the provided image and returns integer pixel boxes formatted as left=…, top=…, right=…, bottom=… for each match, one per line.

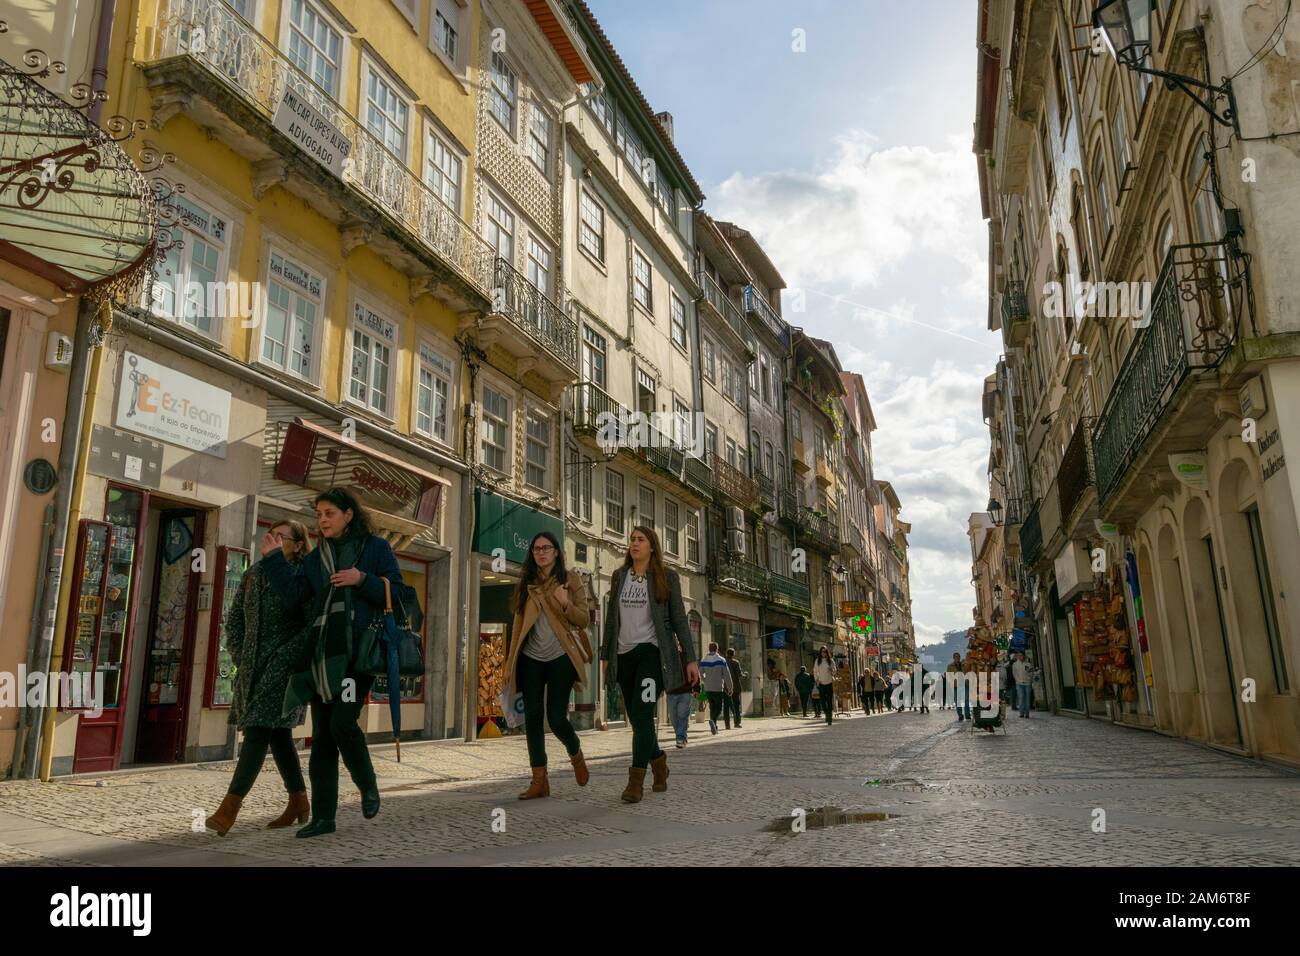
left=116, top=352, right=231, bottom=458
left=272, top=84, right=352, bottom=179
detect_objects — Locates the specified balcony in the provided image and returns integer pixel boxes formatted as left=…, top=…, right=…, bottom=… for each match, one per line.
left=1001, top=278, right=1030, bottom=345
left=768, top=571, right=812, bottom=614
left=1092, top=241, right=1248, bottom=519
left=778, top=486, right=802, bottom=528
left=697, top=271, right=752, bottom=358
left=145, top=0, right=492, bottom=311
left=711, top=552, right=768, bottom=598
left=1057, top=417, right=1097, bottom=533
left=798, top=505, right=840, bottom=553
left=484, top=258, right=579, bottom=389
left=1020, top=502, right=1043, bottom=567
left=683, top=455, right=714, bottom=500
left=709, top=452, right=761, bottom=511
left=757, top=473, right=775, bottom=511
left=814, top=455, right=835, bottom=489
left=790, top=435, right=811, bottom=473
left=744, top=285, right=786, bottom=342
left=850, top=556, right=876, bottom=588
left=572, top=380, right=626, bottom=437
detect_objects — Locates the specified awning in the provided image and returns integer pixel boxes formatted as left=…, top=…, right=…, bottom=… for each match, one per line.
left=0, top=45, right=159, bottom=300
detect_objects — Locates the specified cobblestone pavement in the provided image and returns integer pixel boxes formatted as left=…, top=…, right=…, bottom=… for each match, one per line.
left=1, top=707, right=1298, bottom=866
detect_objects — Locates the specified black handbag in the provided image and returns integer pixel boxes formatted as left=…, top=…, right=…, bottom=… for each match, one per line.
left=357, top=577, right=425, bottom=678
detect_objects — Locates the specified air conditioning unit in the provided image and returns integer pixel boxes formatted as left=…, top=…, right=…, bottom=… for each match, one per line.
left=728, top=529, right=747, bottom=555
left=726, top=505, right=745, bottom=529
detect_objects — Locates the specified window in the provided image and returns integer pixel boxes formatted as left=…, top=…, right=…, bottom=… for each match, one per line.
left=1186, top=135, right=1223, bottom=243
left=589, top=84, right=614, bottom=135
left=364, top=64, right=409, bottom=159
left=481, top=385, right=510, bottom=473
left=733, top=361, right=746, bottom=406
left=348, top=300, right=396, bottom=416
left=569, top=450, right=593, bottom=523
left=424, top=129, right=463, bottom=213
left=633, top=249, right=652, bottom=311
left=638, top=484, right=655, bottom=531
left=1071, top=183, right=1090, bottom=281
left=616, top=112, right=649, bottom=183
left=705, top=422, right=719, bottom=459
left=151, top=193, right=227, bottom=338
left=686, top=509, right=700, bottom=564
left=1156, top=217, right=1174, bottom=267
left=664, top=499, right=680, bottom=556
left=1110, top=91, right=1132, bottom=178
left=1246, top=506, right=1288, bottom=691
left=1052, top=47, right=1068, bottom=128
left=764, top=441, right=774, bottom=479
left=760, top=356, right=770, bottom=403
left=702, top=337, right=715, bottom=383
left=486, top=192, right=514, bottom=260
left=605, top=469, right=625, bottom=534
left=776, top=452, right=786, bottom=491
left=1040, top=118, right=1055, bottom=198
left=670, top=293, right=687, bottom=349
left=813, top=427, right=825, bottom=462
left=415, top=342, right=454, bottom=444
left=1029, top=145, right=1045, bottom=235
left=527, top=106, right=551, bottom=174
left=579, top=189, right=605, bottom=261
left=749, top=355, right=758, bottom=393
left=750, top=431, right=760, bottom=476
left=636, top=367, right=656, bottom=416
left=791, top=407, right=803, bottom=442
left=656, top=168, right=673, bottom=218
left=1093, top=148, right=1113, bottom=241
left=526, top=235, right=552, bottom=297
left=489, top=52, right=517, bottom=135
left=582, top=325, right=606, bottom=387
left=286, top=0, right=342, bottom=96
left=725, top=437, right=738, bottom=469
left=720, top=355, right=732, bottom=399
left=261, top=250, right=321, bottom=380
left=433, top=3, right=457, bottom=63
left=525, top=410, right=550, bottom=489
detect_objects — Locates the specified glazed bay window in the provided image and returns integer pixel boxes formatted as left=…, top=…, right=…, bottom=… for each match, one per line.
left=638, top=485, right=655, bottom=531
left=262, top=251, right=322, bottom=380
left=365, top=65, right=409, bottom=159
left=664, top=499, right=680, bottom=556
left=605, top=468, right=625, bottom=534
left=579, top=189, right=605, bottom=261
left=287, top=0, right=342, bottom=97
left=151, top=193, right=226, bottom=338
left=525, top=410, right=551, bottom=490
left=633, top=249, right=652, bottom=311
left=670, top=293, right=687, bottom=349
left=490, top=51, right=517, bottom=135
left=527, top=106, right=551, bottom=174
left=481, top=386, right=510, bottom=473
left=424, top=130, right=463, bottom=214
left=415, top=342, right=454, bottom=444
left=348, top=301, right=396, bottom=416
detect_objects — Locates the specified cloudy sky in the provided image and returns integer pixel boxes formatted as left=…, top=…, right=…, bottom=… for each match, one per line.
left=590, top=0, right=998, bottom=645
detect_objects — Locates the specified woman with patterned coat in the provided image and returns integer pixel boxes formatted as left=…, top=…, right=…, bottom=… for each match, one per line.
left=205, top=520, right=313, bottom=835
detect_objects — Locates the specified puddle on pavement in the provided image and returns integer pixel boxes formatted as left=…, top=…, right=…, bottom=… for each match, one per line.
left=765, top=806, right=898, bottom=832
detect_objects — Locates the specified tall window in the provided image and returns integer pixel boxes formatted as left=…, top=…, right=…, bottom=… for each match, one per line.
left=638, top=485, right=655, bottom=531
left=526, top=235, right=551, bottom=297
left=764, top=441, right=774, bottom=479
left=481, top=385, right=510, bottom=473
left=525, top=410, right=550, bottom=489
left=1093, top=148, right=1113, bottom=241
left=582, top=326, right=606, bottom=387
left=425, top=130, right=463, bottom=213
left=489, top=52, right=517, bottom=135
left=527, top=106, right=551, bottom=174
left=633, top=249, right=652, bottom=311
left=702, top=337, right=715, bottom=383
left=605, top=469, right=625, bottom=534
left=1040, top=118, right=1055, bottom=198
left=348, top=301, right=395, bottom=416
left=686, top=509, right=700, bottom=564
left=791, top=406, right=803, bottom=441
left=720, top=355, right=732, bottom=400
left=365, top=66, right=409, bottom=158
left=674, top=399, right=691, bottom=449
left=1071, top=183, right=1090, bottom=281
left=1053, top=47, right=1068, bottom=127
left=262, top=251, right=321, bottom=380
left=664, top=499, right=680, bottom=556
left=579, top=190, right=604, bottom=261
left=670, top=293, right=687, bottom=349
left=1246, top=506, right=1289, bottom=691
left=287, top=0, right=342, bottom=96
left=486, top=193, right=514, bottom=260
left=1110, top=89, right=1132, bottom=177
left=151, top=193, right=226, bottom=338
left=760, top=356, right=770, bottom=403
left=1186, top=135, right=1223, bottom=243
left=569, top=447, right=592, bottom=522
left=416, top=342, right=453, bottom=444
left=433, top=4, right=458, bottom=63
left=705, top=422, right=719, bottom=459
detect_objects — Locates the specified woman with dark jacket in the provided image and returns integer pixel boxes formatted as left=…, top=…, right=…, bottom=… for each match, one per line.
left=505, top=531, right=593, bottom=799
left=205, top=519, right=313, bottom=835
left=258, top=487, right=403, bottom=838
left=601, top=526, right=701, bottom=803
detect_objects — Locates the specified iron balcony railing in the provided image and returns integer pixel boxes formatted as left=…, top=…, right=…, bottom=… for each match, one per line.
left=757, top=473, right=775, bottom=510
left=154, top=0, right=494, bottom=295
left=744, top=285, right=786, bottom=342
left=768, top=571, right=811, bottom=613
left=709, top=451, right=761, bottom=510
left=798, top=505, right=840, bottom=552
left=571, top=380, right=626, bottom=435
left=1092, top=241, right=1247, bottom=504
left=1021, top=501, right=1043, bottom=566
left=1002, top=495, right=1023, bottom=527
left=711, top=551, right=768, bottom=596
left=778, top=486, right=802, bottom=525
left=1058, top=417, right=1097, bottom=525
left=1001, top=278, right=1028, bottom=327
left=697, top=271, right=749, bottom=345
left=493, top=257, right=578, bottom=369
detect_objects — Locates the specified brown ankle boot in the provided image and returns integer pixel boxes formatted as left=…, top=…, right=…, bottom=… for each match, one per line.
left=518, top=767, right=549, bottom=799
left=205, top=794, right=242, bottom=836
left=267, top=791, right=310, bottom=829
left=621, top=767, right=646, bottom=803
left=570, top=750, right=589, bottom=787
left=649, top=753, right=669, bottom=792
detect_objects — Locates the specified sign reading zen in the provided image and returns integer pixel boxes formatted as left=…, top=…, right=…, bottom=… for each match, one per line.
left=272, top=85, right=352, bottom=178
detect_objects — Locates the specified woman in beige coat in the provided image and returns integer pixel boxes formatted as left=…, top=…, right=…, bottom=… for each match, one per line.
left=505, top=531, right=593, bottom=799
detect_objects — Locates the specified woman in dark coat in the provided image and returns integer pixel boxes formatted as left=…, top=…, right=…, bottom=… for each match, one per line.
left=601, top=526, right=701, bottom=803
left=259, top=487, right=404, bottom=839
left=205, top=519, right=312, bottom=835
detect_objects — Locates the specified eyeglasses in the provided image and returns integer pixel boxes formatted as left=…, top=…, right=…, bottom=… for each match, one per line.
left=532, top=544, right=556, bottom=554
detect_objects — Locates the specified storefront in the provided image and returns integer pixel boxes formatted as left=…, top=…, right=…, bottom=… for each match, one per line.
left=762, top=607, right=804, bottom=713
left=710, top=591, right=759, bottom=715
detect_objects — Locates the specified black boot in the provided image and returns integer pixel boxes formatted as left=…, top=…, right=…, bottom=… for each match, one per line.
left=361, top=786, right=381, bottom=819
left=296, top=819, right=336, bottom=839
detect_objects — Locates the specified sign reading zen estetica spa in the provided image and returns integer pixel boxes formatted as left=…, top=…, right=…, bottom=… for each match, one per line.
left=272, top=85, right=351, bottom=179
left=116, top=352, right=231, bottom=458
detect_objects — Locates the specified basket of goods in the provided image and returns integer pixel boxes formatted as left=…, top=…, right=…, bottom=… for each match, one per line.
left=477, top=635, right=506, bottom=717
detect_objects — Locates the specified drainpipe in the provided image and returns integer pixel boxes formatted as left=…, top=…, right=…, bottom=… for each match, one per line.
left=10, top=504, right=53, bottom=776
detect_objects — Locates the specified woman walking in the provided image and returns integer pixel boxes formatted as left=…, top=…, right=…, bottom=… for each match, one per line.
left=259, top=488, right=403, bottom=838
left=505, top=531, right=593, bottom=798
left=601, top=526, right=701, bottom=803
left=205, top=520, right=312, bottom=835
left=813, top=647, right=836, bottom=726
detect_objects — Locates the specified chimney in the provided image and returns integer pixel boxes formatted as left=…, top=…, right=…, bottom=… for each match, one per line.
left=654, top=110, right=674, bottom=143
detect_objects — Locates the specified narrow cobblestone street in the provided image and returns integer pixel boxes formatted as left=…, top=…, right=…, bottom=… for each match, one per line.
left=2, top=708, right=1297, bottom=867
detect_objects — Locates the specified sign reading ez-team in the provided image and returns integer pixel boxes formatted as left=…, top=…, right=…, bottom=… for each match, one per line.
left=272, top=85, right=352, bottom=178
left=116, top=352, right=231, bottom=458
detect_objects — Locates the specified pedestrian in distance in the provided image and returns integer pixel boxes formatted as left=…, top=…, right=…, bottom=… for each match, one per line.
left=948, top=653, right=967, bottom=720
left=794, top=666, right=815, bottom=717
left=205, top=519, right=312, bottom=836
left=1013, top=652, right=1034, bottom=717
left=857, top=672, right=869, bottom=713
left=917, top=665, right=930, bottom=714
left=601, top=526, right=701, bottom=803
left=813, top=647, right=836, bottom=726
left=259, top=488, right=402, bottom=838
left=872, top=668, right=888, bottom=713
left=699, top=642, right=733, bottom=735
left=777, top=670, right=792, bottom=716
left=724, top=647, right=744, bottom=729
left=504, top=531, right=593, bottom=800
left=666, top=639, right=702, bottom=749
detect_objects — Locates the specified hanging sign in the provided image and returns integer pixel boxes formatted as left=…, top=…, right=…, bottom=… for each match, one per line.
left=272, top=85, right=352, bottom=179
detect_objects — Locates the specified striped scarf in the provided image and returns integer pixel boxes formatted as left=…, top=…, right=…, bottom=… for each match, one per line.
left=282, top=536, right=355, bottom=714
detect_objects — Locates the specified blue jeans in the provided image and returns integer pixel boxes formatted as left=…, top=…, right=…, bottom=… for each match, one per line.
left=667, top=692, right=694, bottom=742
left=1016, top=683, right=1031, bottom=716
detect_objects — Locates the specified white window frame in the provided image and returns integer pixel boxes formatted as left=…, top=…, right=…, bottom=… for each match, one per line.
left=524, top=407, right=552, bottom=491
left=527, top=102, right=552, bottom=175
left=389, top=0, right=419, bottom=30
left=582, top=325, right=607, bottom=387
left=605, top=468, right=625, bottom=535
left=579, top=188, right=605, bottom=262
left=632, top=247, right=653, bottom=313
left=485, top=189, right=515, bottom=262
left=361, top=55, right=412, bottom=162
left=638, top=484, right=656, bottom=531
left=686, top=508, right=700, bottom=564
left=569, top=446, right=593, bottom=523
left=424, top=123, right=466, bottom=215
left=480, top=380, right=512, bottom=475
left=429, top=0, right=466, bottom=75
left=343, top=294, right=398, bottom=419
left=526, top=233, right=553, bottom=299
left=669, top=292, right=687, bottom=350
left=413, top=337, right=456, bottom=447
left=148, top=188, right=231, bottom=343
left=702, top=337, right=715, bottom=383
left=489, top=50, right=518, bottom=137
left=663, top=497, right=680, bottom=557
left=280, top=0, right=347, bottom=100
left=255, top=242, right=326, bottom=384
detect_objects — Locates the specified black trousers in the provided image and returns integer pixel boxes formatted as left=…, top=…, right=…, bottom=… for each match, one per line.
left=799, top=691, right=811, bottom=716
left=616, top=643, right=664, bottom=769
left=707, top=690, right=727, bottom=725
left=518, top=653, right=581, bottom=768
left=725, top=691, right=742, bottom=728
left=307, top=673, right=375, bottom=821
left=228, top=726, right=305, bottom=798
left=819, top=683, right=835, bottom=724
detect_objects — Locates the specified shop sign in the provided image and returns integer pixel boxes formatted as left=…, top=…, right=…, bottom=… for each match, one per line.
left=1167, top=452, right=1208, bottom=491
left=272, top=85, right=351, bottom=178
left=1258, top=427, right=1286, bottom=483
left=770, top=629, right=786, bottom=649
left=865, top=645, right=880, bottom=657
left=116, top=352, right=231, bottom=457
left=839, top=601, right=870, bottom=617
left=472, top=489, right=563, bottom=565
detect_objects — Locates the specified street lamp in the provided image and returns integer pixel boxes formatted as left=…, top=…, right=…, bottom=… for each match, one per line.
left=987, top=497, right=1003, bottom=526
left=1091, top=0, right=1238, bottom=131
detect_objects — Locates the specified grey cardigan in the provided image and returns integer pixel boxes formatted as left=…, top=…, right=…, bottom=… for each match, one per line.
left=602, top=566, right=698, bottom=691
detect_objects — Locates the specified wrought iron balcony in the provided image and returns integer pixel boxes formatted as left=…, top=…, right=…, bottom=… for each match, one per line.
left=1020, top=501, right=1043, bottom=566
left=711, top=551, right=768, bottom=597
left=744, top=285, right=786, bottom=342
left=1057, top=417, right=1097, bottom=528
left=572, top=380, right=627, bottom=436
left=798, top=505, right=840, bottom=552
left=778, top=486, right=802, bottom=527
left=709, top=451, right=761, bottom=511
left=757, top=473, right=775, bottom=510
left=768, top=571, right=811, bottom=613
left=697, top=271, right=751, bottom=354
left=1092, top=241, right=1247, bottom=506
left=149, top=0, right=493, bottom=305
left=683, top=455, right=714, bottom=499
left=1002, top=495, right=1023, bottom=527
left=1001, top=278, right=1029, bottom=344
left=492, top=257, right=578, bottom=372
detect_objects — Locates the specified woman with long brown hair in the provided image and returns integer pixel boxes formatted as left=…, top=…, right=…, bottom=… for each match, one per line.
left=601, top=526, right=700, bottom=803
left=504, top=531, right=593, bottom=799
